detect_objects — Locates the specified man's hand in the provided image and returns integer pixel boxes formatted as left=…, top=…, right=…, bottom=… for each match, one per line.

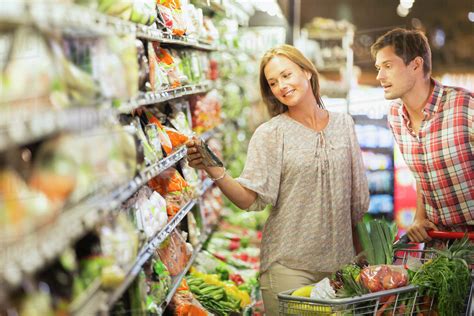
left=407, top=219, right=438, bottom=242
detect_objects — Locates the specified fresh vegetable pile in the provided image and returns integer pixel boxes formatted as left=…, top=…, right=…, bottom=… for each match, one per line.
left=288, top=220, right=473, bottom=316
left=186, top=273, right=249, bottom=316
left=410, top=236, right=473, bottom=315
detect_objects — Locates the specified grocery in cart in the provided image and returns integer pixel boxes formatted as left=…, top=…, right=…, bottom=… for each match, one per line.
left=278, top=225, right=474, bottom=316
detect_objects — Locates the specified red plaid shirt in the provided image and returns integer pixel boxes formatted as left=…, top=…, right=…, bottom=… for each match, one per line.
left=389, top=79, right=474, bottom=231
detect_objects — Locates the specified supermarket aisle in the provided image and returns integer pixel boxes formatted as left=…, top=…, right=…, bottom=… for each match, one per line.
left=0, top=1, right=279, bottom=315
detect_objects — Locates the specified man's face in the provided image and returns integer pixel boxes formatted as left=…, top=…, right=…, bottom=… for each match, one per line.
left=375, top=46, right=416, bottom=100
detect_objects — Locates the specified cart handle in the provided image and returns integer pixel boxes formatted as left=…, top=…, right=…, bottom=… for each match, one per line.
left=427, top=230, right=474, bottom=240
left=397, top=230, right=474, bottom=244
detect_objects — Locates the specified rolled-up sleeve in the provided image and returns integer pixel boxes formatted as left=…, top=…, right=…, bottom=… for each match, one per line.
left=236, top=123, right=283, bottom=211
left=346, top=115, right=370, bottom=224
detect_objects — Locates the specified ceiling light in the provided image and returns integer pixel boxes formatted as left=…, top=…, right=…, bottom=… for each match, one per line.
left=397, top=4, right=410, bottom=17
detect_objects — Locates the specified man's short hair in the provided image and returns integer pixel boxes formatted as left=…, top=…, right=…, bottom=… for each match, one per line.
left=371, top=28, right=432, bottom=77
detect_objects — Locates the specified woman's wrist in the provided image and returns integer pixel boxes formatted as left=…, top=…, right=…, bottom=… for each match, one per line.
left=205, top=166, right=227, bottom=181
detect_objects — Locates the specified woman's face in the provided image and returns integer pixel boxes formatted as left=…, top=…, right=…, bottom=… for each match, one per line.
left=264, top=55, right=312, bottom=108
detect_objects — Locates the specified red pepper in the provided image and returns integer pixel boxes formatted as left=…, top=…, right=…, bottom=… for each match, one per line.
left=229, top=273, right=244, bottom=285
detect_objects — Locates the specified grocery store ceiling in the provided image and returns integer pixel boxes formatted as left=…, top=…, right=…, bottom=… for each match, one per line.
left=278, top=0, right=473, bottom=72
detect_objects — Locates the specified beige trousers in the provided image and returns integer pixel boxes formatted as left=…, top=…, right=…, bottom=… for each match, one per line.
left=259, top=262, right=330, bottom=316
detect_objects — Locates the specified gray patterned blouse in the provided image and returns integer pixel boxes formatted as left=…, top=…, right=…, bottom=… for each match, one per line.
left=236, top=112, right=369, bottom=274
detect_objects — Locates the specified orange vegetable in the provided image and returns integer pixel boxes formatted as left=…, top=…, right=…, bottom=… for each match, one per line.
left=164, top=126, right=188, bottom=148
left=176, top=279, right=189, bottom=291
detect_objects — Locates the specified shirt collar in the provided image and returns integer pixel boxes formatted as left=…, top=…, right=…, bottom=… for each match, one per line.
left=398, top=78, right=443, bottom=121
left=424, top=78, right=444, bottom=115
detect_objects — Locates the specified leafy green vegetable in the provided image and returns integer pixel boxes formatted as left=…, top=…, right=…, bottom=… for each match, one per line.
left=411, top=236, right=473, bottom=315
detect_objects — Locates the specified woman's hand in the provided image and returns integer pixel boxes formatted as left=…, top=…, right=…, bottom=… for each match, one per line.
left=186, top=137, right=206, bottom=169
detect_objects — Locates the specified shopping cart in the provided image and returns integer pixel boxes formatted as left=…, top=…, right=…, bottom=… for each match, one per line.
left=278, top=231, right=474, bottom=315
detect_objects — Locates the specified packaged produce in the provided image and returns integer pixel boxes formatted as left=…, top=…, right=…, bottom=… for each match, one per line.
left=202, top=17, right=219, bottom=42
left=136, top=39, right=149, bottom=91
left=156, top=2, right=186, bottom=36
left=144, top=124, right=165, bottom=160
left=163, top=125, right=188, bottom=148
left=88, top=35, right=138, bottom=100
left=51, top=37, right=102, bottom=106
left=155, top=46, right=182, bottom=88
left=0, top=168, right=55, bottom=242
left=156, top=4, right=175, bottom=32
left=156, top=229, right=192, bottom=276
left=127, top=117, right=159, bottom=165
left=143, top=110, right=173, bottom=154
left=123, top=186, right=168, bottom=239
left=148, top=42, right=170, bottom=91
left=181, top=4, right=203, bottom=41
left=180, top=160, right=199, bottom=192
left=360, top=265, right=408, bottom=292
left=130, top=0, right=157, bottom=25
left=169, top=48, right=190, bottom=85
left=143, top=258, right=171, bottom=306
left=30, top=124, right=137, bottom=205
left=186, top=211, right=201, bottom=247
left=0, top=27, right=69, bottom=115
left=100, top=214, right=139, bottom=268
left=168, top=107, right=193, bottom=136
left=148, top=167, right=191, bottom=216
left=98, top=0, right=133, bottom=20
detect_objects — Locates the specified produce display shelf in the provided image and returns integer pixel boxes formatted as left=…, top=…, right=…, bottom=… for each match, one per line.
left=135, top=25, right=217, bottom=51
left=1, top=2, right=218, bottom=52
left=0, top=107, right=113, bottom=152
left=158, top=235, right=207, bottom=313
left=119, top=81, right=214, bottom=113
left=109, top=198, right=197, bottom=308
left=71, top=198, right=197, bottom=315
left=71, top=178, right=212, bottom=315
left=0, top=147, right=187, bottom=291
left=1, top=1, right=134, bottom=36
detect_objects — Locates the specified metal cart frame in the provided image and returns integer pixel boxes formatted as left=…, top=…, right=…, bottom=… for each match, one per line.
left=278, top=232, right=473, bottom=315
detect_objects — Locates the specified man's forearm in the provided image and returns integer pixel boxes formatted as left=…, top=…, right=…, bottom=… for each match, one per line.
left=415, top=181, right=427, bottom=221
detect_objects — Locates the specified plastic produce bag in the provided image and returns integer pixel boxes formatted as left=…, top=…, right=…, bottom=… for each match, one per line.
left=130, top=0, right=157, bottom=25
left=310, top=278, right=336, bottom=299
left=143, top=110, right=173, bottom=154
left=0, top=27, right=69, bottom=116
left=156, top=229, right=192, bottom=276
left=91, top=35, right=139, bottom=100
left=148, top=42, right=170, bottom=91
left=98, top=0, right=133, bottom=20
left=360, top=265, right=408, bottom=292
left=148, top=168, right=192, bottom=216
left=136, top=40, right=149, bottom=91
left=143, top=258, right=171, bottom=306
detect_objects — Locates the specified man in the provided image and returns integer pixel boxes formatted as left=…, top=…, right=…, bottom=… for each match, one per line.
left=371, top=28, right=473, bottom=242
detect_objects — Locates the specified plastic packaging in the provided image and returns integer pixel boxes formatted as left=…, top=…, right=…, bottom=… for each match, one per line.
left=310, top=278, right=337, bottom=299
left=360, top=265, right=408, bottom=292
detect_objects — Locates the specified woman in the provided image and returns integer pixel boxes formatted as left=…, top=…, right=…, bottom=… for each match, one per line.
left=186, top=44, right=369, bottom=315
